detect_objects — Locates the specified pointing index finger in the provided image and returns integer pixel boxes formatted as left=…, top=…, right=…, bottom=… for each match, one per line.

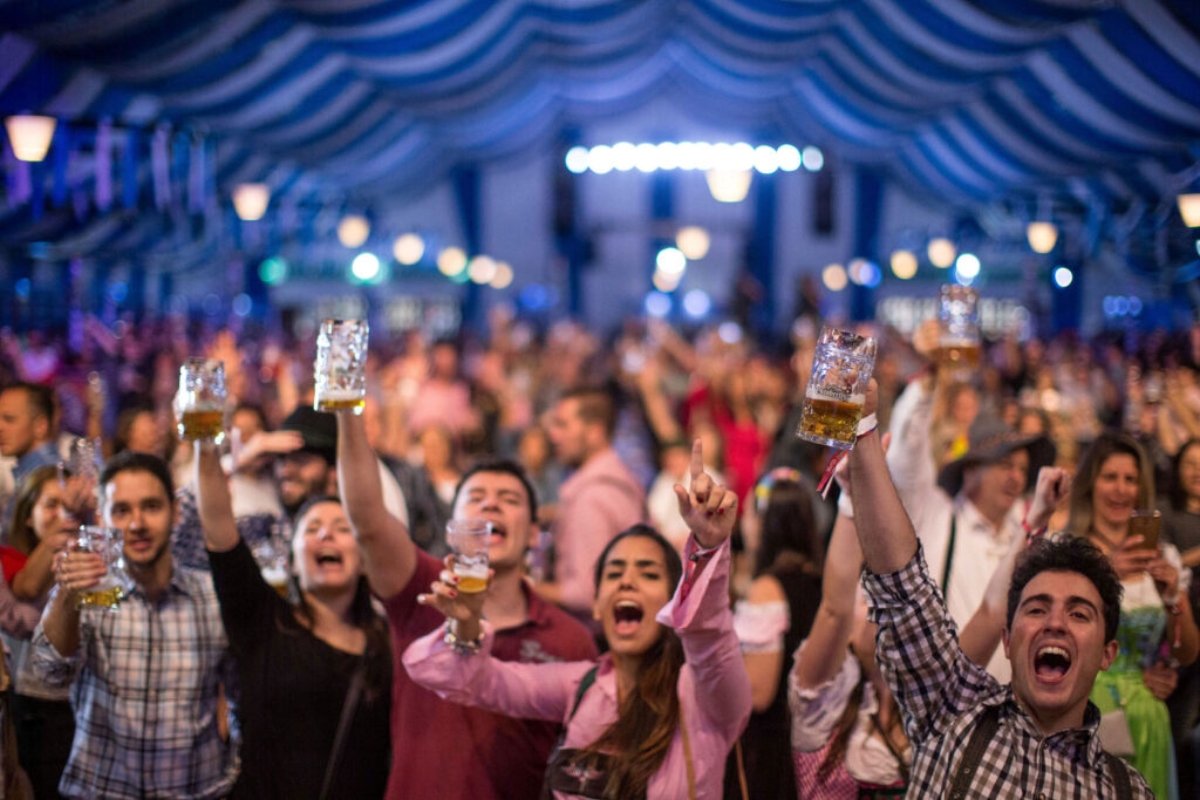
left=689, top=438, right=705, bottom=480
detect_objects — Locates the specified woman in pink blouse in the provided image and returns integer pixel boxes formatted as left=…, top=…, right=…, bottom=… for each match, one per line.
left=403, top=440, right=750, bottom=799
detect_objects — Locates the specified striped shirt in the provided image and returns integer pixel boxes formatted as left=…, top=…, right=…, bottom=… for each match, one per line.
left=862, top=545, right=1153, bottom=799
left=31, top=567, right=237, bottom=800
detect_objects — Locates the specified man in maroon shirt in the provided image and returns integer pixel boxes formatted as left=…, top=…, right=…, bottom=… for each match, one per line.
left=336, top=410, right=597, bottom=800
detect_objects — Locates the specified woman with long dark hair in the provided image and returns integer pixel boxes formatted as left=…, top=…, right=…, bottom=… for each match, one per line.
left=724, top=469, right=823, bottom=799
left=1066, top=431, right=1200, bottom=800
left=404, top=440, right=750, bottom=798
left=195, top=441, right=391, bottom=800
left=3, top=464, right=80, bottom=799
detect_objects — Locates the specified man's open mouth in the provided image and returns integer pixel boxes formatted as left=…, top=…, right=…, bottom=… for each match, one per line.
left=1034, top=645, right=1072, bottom=682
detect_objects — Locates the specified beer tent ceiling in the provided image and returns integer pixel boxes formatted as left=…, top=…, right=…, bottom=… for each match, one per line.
left=1, top=0, right=1199, bottom=275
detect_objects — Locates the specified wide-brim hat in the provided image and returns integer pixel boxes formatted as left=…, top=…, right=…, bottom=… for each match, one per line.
left=936, top=415, right=1055, bottom=497
left=280, top=406, right=338, bottom=464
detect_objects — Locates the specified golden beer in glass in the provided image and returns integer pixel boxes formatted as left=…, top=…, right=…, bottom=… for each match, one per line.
left=176, top=359, right=227, bottom=443
left=447, top=519, right=492, bottom=594
left=938, top=285, right=981, bottom=373
left=74, top=526, right=129, bottom=612
left=314, top=320, right=369, bottom=415
left=797, top=327, right=876, bottom=451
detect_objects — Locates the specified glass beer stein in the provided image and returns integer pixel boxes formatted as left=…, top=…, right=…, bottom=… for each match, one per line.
left=176, top=359, right=227, bottom=443
left=313, top=319, right=369, bottom=414
left=447, top=519, right=492, bottom=594
left=74, top=525, right=132, bottom=611
left=937, top=284, right=981, bottom=372
left=797, top=327, right=876, bottom=450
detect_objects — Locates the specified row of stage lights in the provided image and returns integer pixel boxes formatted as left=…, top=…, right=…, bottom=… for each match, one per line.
left=563, top=142, right=825, bottom=175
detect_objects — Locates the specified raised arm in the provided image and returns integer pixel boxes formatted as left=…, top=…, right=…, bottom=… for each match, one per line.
left=194, top=441, right=239, bottom=553
left=959, top=467, right=1070, bottom=666
left=849, top=384, right=918, bottom=574
left=793, top=511, right=863, bottom=688
left=337, top=409, right=416, bottom=599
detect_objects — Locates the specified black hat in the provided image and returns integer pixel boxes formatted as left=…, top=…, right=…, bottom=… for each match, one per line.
left=936, top=415, right=1055, bottom=497
left=280, top=406, right=337, bottom=464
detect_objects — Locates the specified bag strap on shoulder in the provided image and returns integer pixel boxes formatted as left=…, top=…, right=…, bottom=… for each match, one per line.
left=948, top=703, right=1001, bottom=799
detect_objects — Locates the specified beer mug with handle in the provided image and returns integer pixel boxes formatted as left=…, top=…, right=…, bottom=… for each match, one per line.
left=176, top=359, right=227, bottom=444
left=74, top=525, right=133, bottom=611
left=313, top=319, right=369, bottom=414
left=797, top=327, right=876, bottom=451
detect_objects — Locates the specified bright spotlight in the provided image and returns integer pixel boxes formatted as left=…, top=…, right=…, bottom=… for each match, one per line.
left=351, top=252, right=381, bottom=282
left=259, top=257, right=288, bottom=285
left=656, top=247, right=687, bottom=276
left=644, top=292, right=672, bottom=318
left=589, top=145, right=614, bottom=174
left=676, top=142, right=697, bottom=170
left=802, top=146, right=824, bottom=171
left=338, top=215, right=371, bottom=248
left=955, top=253, right=981, bottom=279
left=652, top=269, right=683, bottom=293
left=656, top=142, right=679, bottom=170
left=468, top=255, right=498, bottom=284
left=491, top=262, right=514, bottom=289
left=777, top=145, right=801, bottom=171
left=753, top=145, right=779, bottom=174
left=437, top=246, right=467, bottom=276
left=1053, top=266, right=1074, bottom=288
left=393, top=233, right=425, bottom=265
left=635, top=143, right=658, bottom=173
left=890, top=249, right=918, bottom=279
left=927, top=238, right=956, bottom=269
left=613, top=142, right=636, bottom=171
left=565, top=146, right=589, bottom=174
left=675, top=226, right=711, bottom=260
left=682, top=290, right=711, bottom=318
left=822, top=263, right=848, bottom=292
left=718, top=322, right=743, bottom=344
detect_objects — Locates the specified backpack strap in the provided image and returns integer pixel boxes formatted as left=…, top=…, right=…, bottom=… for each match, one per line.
left=1103, top=752, right=1133, bottom=800
left=948, top=703, right=1001, bottom=799
left=568, top=666, right=600, bottom=721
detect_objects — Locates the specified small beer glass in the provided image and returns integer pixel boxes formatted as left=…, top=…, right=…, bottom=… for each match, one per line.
left=937, top=285, right=981, bottom=372
left=1129, top=509, right=1161, bottom=551
left=314, top=319, right=369, bottom=414
left=447, top=519, right=492, bottom=594
left=176, top=359, right=227, bottom=443
left=74, top=525, right=130, bottom=611
left=797, top=327, right=876, bottom=450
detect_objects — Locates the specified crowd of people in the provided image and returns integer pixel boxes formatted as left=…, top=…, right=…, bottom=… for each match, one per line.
left=0, top=303, right=1196, bottom=798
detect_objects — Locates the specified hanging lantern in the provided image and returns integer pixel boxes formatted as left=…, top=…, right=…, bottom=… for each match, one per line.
left=233, top=183, right=271, bottom=221
left=705, top=169, right=752, bottom=203
left=4, top=115, right=57, bottom=162
left=338, top=215, right=370, bottom=248
left=1026, top=221, right=1058, bottom=254
left=1178, top=194, right=1200, bottom=228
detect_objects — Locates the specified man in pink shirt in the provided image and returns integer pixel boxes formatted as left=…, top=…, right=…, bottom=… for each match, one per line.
left=335, top=409, right=597, bottom=800
left=539, top=387, right=646, bottom=621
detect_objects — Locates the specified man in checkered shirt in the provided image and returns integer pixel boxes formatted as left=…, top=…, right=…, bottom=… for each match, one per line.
left=32, top=451, right=236, bottom=800
left=847, top=386, right=1152, bottom=798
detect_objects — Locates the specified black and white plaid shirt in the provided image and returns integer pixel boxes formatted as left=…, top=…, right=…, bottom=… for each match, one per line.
left=862, top=545, right=1153, bottom=799
left=32, top=567, right=237, bottom=800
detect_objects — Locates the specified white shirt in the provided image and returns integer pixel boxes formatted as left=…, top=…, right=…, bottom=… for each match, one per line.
left=886, top=380, right=1022, bottom=683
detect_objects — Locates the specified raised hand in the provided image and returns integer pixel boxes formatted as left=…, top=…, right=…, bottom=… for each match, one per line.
left=416, top=557, right=491, bottom=641
left=1142, top=661, right=1178, bottom=701
left=673, top=439, right=737, bottom=549
left=1107, top=537, right=1157, bottom=581
left=1025, top=467, right=1071, bottom=533
left=53, top=548, right=107, bottom=599
left=1146, top=552, right=1181, bottom=605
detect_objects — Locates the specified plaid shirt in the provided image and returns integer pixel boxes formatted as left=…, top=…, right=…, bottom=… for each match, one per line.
left=31, top=567, right=237, bottom=800
left=862, top=545, right=1153, bottom=799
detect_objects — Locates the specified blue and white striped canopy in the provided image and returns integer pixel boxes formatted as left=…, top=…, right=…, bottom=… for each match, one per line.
left=2, top=0, right=1199, bottom=264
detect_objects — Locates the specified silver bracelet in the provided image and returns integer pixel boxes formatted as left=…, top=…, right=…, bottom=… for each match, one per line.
left=443, top=621, right=485, bottom=656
